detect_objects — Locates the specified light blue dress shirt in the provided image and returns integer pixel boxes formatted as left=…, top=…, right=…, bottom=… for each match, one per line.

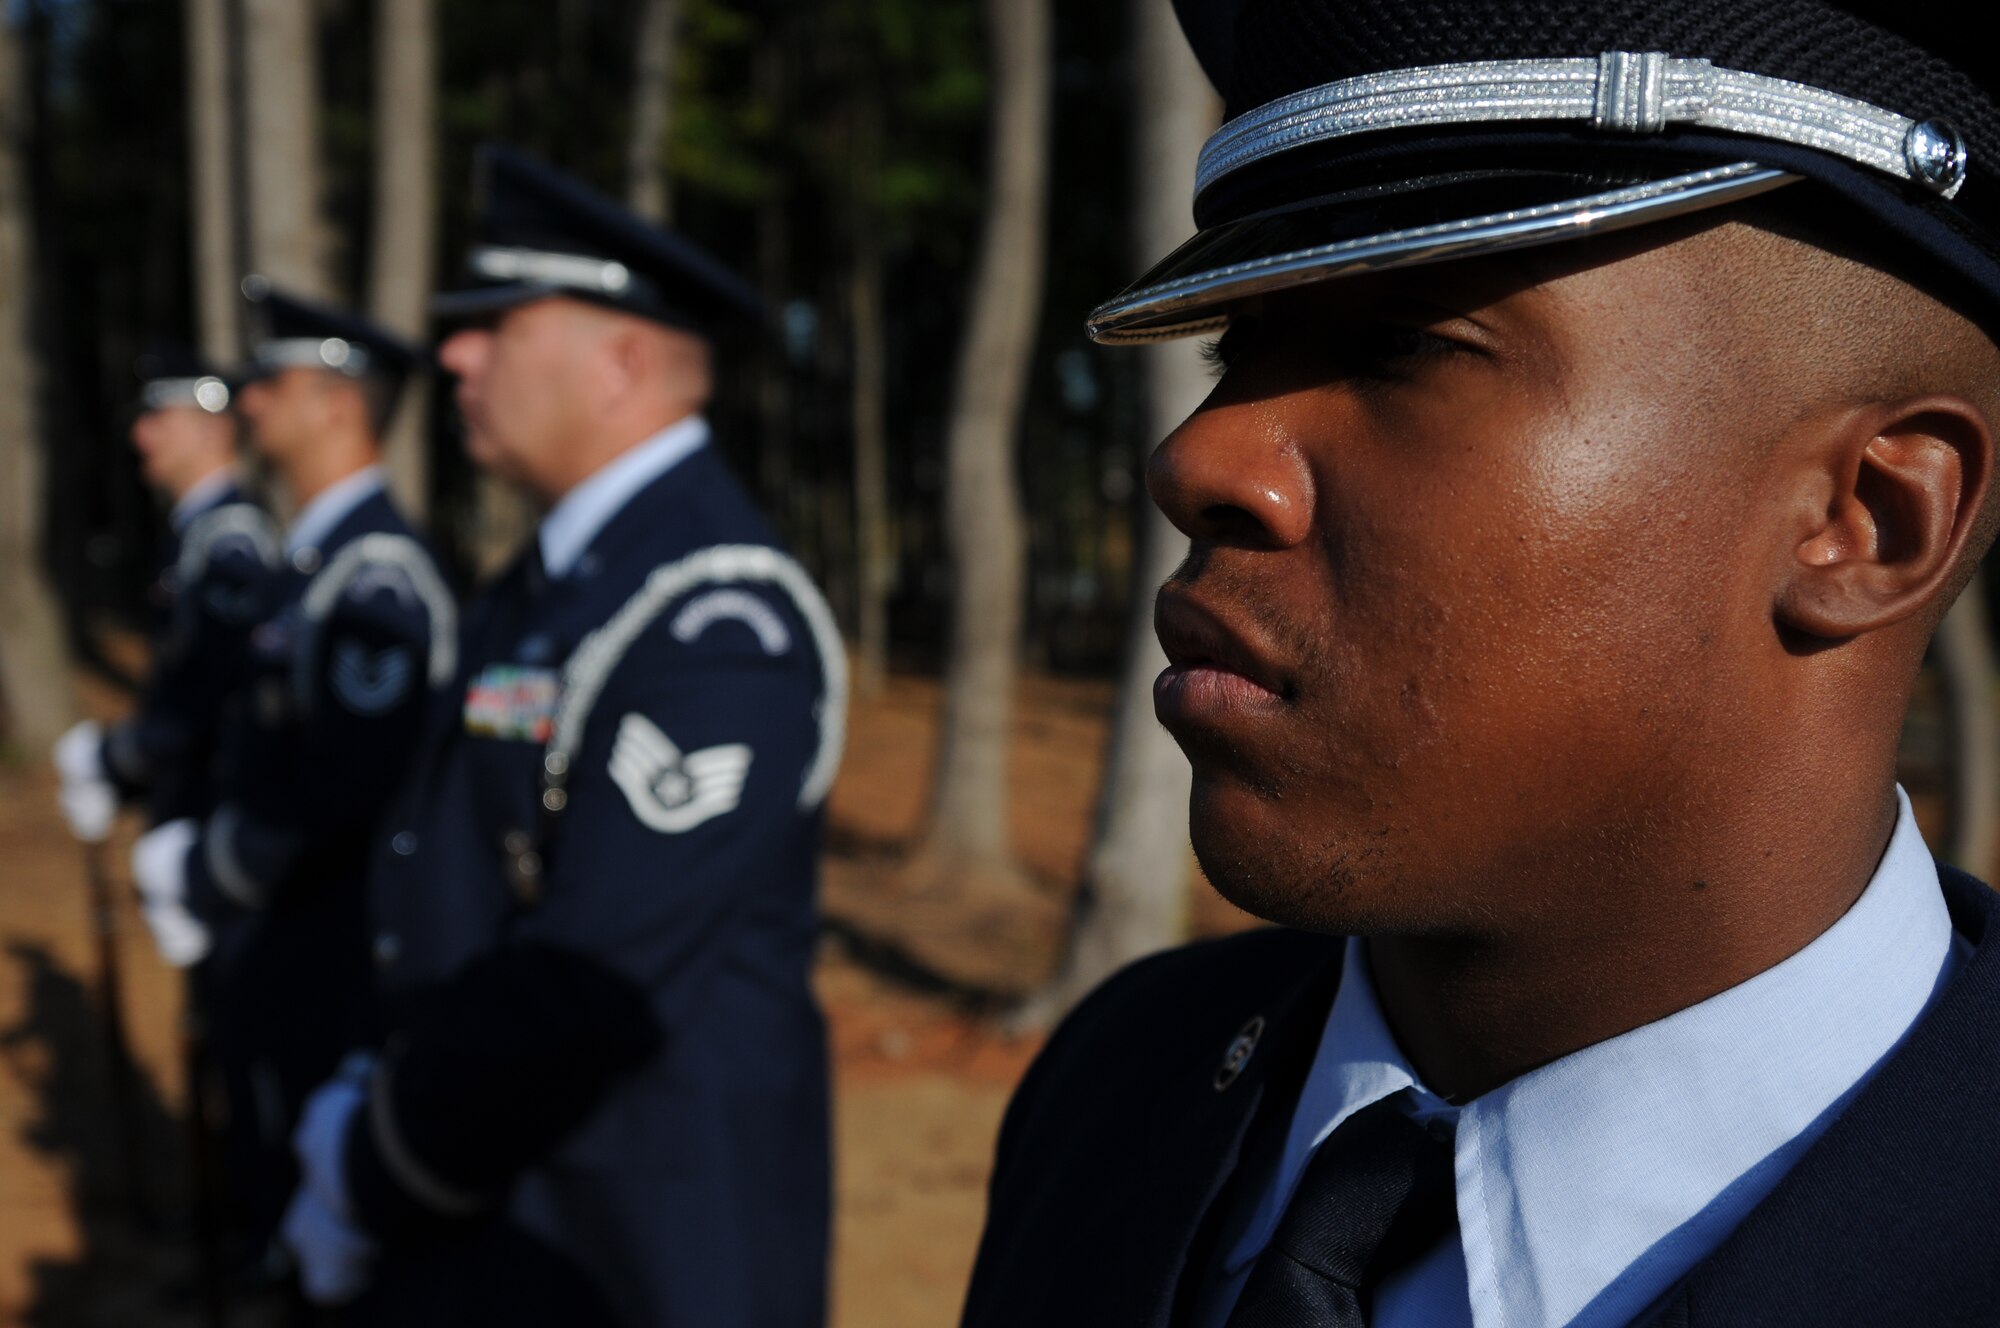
left=1195, top=786, right=1958, bottom=1328
left=170, top=466, right=240, bottom=533
left=537, top=415, right=709, bottom=579
left=286, top=464, right=386, bottom=557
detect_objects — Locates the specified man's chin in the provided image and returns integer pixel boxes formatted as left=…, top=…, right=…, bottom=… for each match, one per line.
left=1188, top=781, right=1401, bottom=935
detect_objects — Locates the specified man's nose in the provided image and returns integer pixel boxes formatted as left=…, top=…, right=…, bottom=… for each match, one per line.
left=1146, top=399, right=1314, bottom=549
left=437, top=328, right=489, bottom=378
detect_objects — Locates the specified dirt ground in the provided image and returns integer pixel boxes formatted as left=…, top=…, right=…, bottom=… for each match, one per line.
left=0, top=671, right=1248, bottom=1328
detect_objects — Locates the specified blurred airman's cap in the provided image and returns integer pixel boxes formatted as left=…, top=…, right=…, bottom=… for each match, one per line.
left=237, top=278, right=426, bottom=407
left=1089, top=0, right=2000, bottom=342
left=134, top=343, right=232, bottom=415
left=431, top=144, right=764, bottom=334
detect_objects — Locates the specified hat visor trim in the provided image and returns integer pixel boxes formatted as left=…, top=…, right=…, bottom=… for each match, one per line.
left=429, top=282, right=562, bottom=320
left=1088, top=161, right=1796, bottom=344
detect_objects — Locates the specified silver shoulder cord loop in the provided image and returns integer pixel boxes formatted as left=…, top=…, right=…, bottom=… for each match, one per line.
left=177, top=502, right=281, bottom=590
left=1197, top=52, right=1970, bottom=202
left=172, top=503, right=281, bottom=643
left=292, top=533, right=460, bottom=716
left=504, top=544, right=849, bottom=908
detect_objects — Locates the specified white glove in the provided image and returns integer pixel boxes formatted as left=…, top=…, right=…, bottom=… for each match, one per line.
left=54, top=719, right=108, bottom=784
left=53, top=721, right=117, bottom=843
left=281, top=1186, right=377, bottom=1305
left=294, top=1053, right=374, bottom=1219
left=131, top=820, right=211, bottom=967
left=141, top=899, right=213, bottom=968
left=284, top=1056, right=378, bottom=1306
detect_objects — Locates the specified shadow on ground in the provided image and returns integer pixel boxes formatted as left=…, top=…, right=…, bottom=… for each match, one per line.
left=0, top=940, right=202, bottom=1326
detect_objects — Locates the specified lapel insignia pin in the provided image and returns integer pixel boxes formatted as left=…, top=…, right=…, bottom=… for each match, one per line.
left=1214, top=1015, right=1266, bottom=1092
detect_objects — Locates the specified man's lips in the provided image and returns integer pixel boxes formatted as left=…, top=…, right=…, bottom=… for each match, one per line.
left=1153, top=590, right=1290, bottom=718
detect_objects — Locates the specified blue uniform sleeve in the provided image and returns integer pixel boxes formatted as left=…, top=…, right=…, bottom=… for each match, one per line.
left=186, top=540, right=448, bottom=919
left=101, top=511, right=275, bottom=819
left=348, top=572, right=831, bottom=1231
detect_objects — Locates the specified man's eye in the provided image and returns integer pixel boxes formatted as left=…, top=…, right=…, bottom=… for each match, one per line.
left=1200, top=318, right=1260, bottom=377
left=1340, top=323, right=1458, bottom=371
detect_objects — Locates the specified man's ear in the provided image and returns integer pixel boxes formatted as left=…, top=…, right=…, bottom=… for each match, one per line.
left=1777, top=396, right=1993, bottom=639
left=601, top=323, right=653, bottom=405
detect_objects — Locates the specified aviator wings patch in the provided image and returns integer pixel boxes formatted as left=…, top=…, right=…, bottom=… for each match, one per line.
left=608, top=712, right=752, bottom=834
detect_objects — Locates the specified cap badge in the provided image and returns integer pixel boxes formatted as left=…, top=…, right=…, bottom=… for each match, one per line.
left=1214, top=1015, right=1266, bottom=1092
left=1905, top=119, right=1969, bottom=196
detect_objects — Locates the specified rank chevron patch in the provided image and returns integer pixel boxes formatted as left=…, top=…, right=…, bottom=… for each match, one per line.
left=331, top=641, right=414, bottom=715
left=608, top=712, right=753, bottom=834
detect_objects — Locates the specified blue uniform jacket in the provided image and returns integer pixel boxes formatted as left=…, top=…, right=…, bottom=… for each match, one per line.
left=100, top=483, right=278, bottom=826
left=960, top=867, right=2000, bottom=1328
left=182, top=486, right=450, bottom=1140
left=349, top=445, right=838, bottom=1328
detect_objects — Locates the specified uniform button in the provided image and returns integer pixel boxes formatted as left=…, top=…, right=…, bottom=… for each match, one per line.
left=292, top=547, right=321, bottom=574
left=391, top=830, right=418, bottom=856
left=374, top=933, right=401, bottom=968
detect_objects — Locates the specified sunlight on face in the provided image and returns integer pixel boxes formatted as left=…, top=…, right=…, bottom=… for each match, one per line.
left=438, top=299, right=600, bottom=502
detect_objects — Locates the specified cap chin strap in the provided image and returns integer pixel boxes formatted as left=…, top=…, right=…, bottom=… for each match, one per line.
left=1200, top=52, right=1970, bottom=204
left=142, top=376, right=232, bottom=413
left=468, top=245, right=648, bottom=299
left=254, top=337, right=373, bottom=378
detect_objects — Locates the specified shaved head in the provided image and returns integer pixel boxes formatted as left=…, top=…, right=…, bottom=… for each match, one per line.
left=1700, top=209, right=2000, bottom=610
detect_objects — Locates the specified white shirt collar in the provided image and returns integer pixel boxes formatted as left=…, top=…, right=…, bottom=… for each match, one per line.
left=537, top=415, right=709, bottom=579
left=286, top=464, right=386, bottom=556
left=170, top=467, right=239, bottom=532
left=1220, top=786, right=1955, bottom=1328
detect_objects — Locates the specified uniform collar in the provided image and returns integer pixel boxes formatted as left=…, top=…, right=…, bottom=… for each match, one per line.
left=170, top=467, right=241, bottom=532
left=1221, top=785, right=1955, bottom=1328
left=537, top=415, right=708, bottom=580
left=287, top=464, right=386, bottom=556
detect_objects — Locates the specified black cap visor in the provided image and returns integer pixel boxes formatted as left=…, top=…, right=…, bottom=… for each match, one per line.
left=1088, top=158, right=1796, bottom=343
left=430, top=281, right=565, bottom=322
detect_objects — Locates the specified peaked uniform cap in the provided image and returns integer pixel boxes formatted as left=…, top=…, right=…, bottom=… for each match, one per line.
left=239, top=278, right=426, bottom=383
left=1092, top=0, right=2000, bottom=342
left=134, top=342, right=233, bottom=414
left=432, top=144, right=765, bottom=333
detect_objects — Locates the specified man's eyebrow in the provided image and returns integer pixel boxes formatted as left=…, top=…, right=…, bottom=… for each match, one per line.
left=1400, top=253, right=1553, bottom=313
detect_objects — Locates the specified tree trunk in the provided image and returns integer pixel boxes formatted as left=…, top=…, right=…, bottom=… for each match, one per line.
left=850, top=92, right=893, bottom=696
left=185, top=0, right=240, bottom=361
left=1937, top=573, right=2000, bottom=875
left=625, top=0, right=679, bottom=223
left=918, top=0, right=1049, bottom=872
left=470, top=474, right=537, bottom=578
left=1019, top=0, right=1217, bottom=1024
left=753, top=39, right=793, bottom=518
left=240, top=0, right=331, bottom=294
left=0, top=16, right=76, bottom=748
left=368, top=0, right=438, bottom=518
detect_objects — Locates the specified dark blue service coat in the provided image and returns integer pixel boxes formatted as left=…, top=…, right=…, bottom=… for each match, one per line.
left=100, top=482, right=277, bottom=826
left=348, top=444, right=836, bottom=1328
left=961, top=868, right=2000, bottom=1328
left=182, top=485, right=449, bottom=1240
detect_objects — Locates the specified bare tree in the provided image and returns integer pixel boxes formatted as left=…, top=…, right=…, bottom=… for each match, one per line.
left=911, top=0, right=1049, bottom=887
left=1937, top=572, right=2000, bottom=874
left=184, top=0, right=240, bottom=362
left=626, top=0, right=680, bottom=222
left=0, top=15, right=76, bottom=748
left=240, top=0, right=332, bottom=294
left=850, top=85, right=893, bottom=695
left=1019, top=0, right=1217, bottom=1024
left=368, top=0, right=438, bottom=517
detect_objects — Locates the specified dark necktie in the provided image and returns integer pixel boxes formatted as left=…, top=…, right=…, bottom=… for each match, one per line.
left=1224, top=1097, right=1457, bottom=1327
